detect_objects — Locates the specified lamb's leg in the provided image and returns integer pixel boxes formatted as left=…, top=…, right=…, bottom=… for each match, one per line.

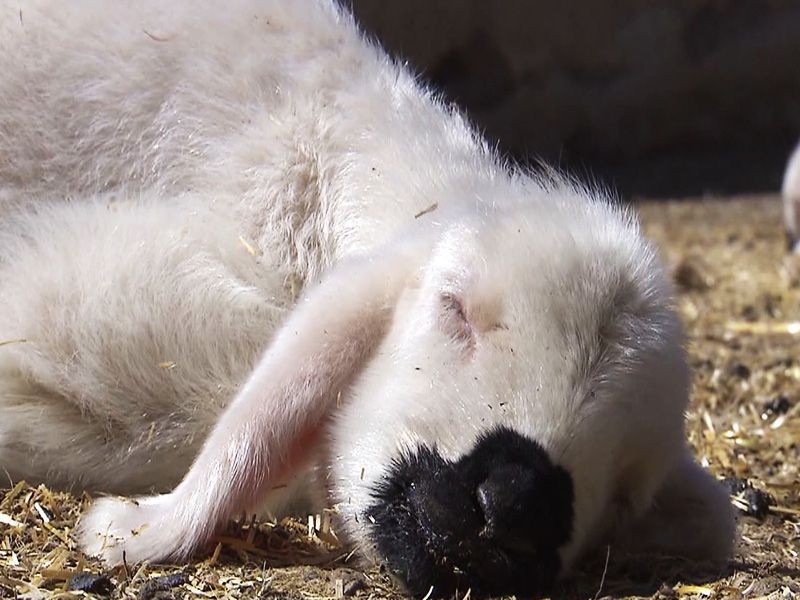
left=613, top=452, right=736, bottom=566
left=0, top=364, right=101, bottom=489
left=77, top=235, right=427, bottom=565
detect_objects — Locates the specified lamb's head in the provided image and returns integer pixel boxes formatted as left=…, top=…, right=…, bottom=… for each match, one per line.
left=329, top=191, right=690, bottom=596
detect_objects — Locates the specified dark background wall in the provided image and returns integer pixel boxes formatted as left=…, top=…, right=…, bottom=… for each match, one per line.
left=350, top=1, right=800, bottom=198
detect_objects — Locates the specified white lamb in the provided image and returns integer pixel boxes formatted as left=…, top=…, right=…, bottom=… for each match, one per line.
left=0, top=0, right=734, bottom=595
left=783, top=142, right=800, bottom=251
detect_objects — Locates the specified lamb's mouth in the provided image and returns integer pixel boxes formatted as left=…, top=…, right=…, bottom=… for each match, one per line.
left=364, top=426, right=574, bottom=597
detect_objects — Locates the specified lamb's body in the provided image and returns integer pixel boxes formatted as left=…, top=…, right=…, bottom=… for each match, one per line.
left=0, top=0, right=490, bottom=490
left=0, top=1, right=734, bottom=594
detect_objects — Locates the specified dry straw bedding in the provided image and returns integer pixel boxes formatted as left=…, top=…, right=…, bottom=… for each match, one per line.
left=1, top=196, right=798, bottom=599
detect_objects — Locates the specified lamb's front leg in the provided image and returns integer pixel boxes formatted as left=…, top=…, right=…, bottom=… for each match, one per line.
left=78, top=246, right=420, bottom=565
left=612, top=452, right=736, bottom=566
left=77, top=397, right=319, bottom=564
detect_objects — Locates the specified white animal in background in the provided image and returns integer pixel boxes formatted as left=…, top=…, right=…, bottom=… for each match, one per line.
left=783, top=141, right=800, bottom=251
left=0, top=0, right=734, bottom=595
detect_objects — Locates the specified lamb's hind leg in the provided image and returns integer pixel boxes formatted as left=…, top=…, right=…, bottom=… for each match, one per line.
left=0, top=362, right=107, bottom=489
left=0, top=195, right=289, bottom=494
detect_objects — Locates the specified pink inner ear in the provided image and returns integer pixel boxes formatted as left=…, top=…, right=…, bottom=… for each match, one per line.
left=439, top=292, right=475, bottom=351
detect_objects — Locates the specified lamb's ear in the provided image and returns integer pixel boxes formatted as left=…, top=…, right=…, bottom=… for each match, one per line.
left=77, top=236, right=430, bottom=565
left=783, top=142, right=800, bottom=251
left=613, top=451, right=736, bottom=566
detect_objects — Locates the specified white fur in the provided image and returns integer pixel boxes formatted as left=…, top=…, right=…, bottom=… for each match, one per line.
left=783, top=141, right=800, bottom=250
left=0, top=0, right=733, bottom=583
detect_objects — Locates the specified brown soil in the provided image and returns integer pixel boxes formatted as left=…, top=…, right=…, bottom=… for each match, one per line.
left=1, top=195, right=798, bottom=599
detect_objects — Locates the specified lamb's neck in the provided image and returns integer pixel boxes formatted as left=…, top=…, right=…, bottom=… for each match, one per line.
left=231, top=40, right=507, bottom=282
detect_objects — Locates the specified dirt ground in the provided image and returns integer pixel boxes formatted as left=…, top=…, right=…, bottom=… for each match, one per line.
left=1, top=195, right=798, bottom=599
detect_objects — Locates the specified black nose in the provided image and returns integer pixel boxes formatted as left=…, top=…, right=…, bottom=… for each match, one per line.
left=477, top=464, right=543, bottom=552
left=366, top=426, right=574, bottom=597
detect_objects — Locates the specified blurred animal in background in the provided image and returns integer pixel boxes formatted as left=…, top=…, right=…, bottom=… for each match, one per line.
left=0, top=0, right=734, bottom=596
left=783, top=142, right=800, bottom=251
